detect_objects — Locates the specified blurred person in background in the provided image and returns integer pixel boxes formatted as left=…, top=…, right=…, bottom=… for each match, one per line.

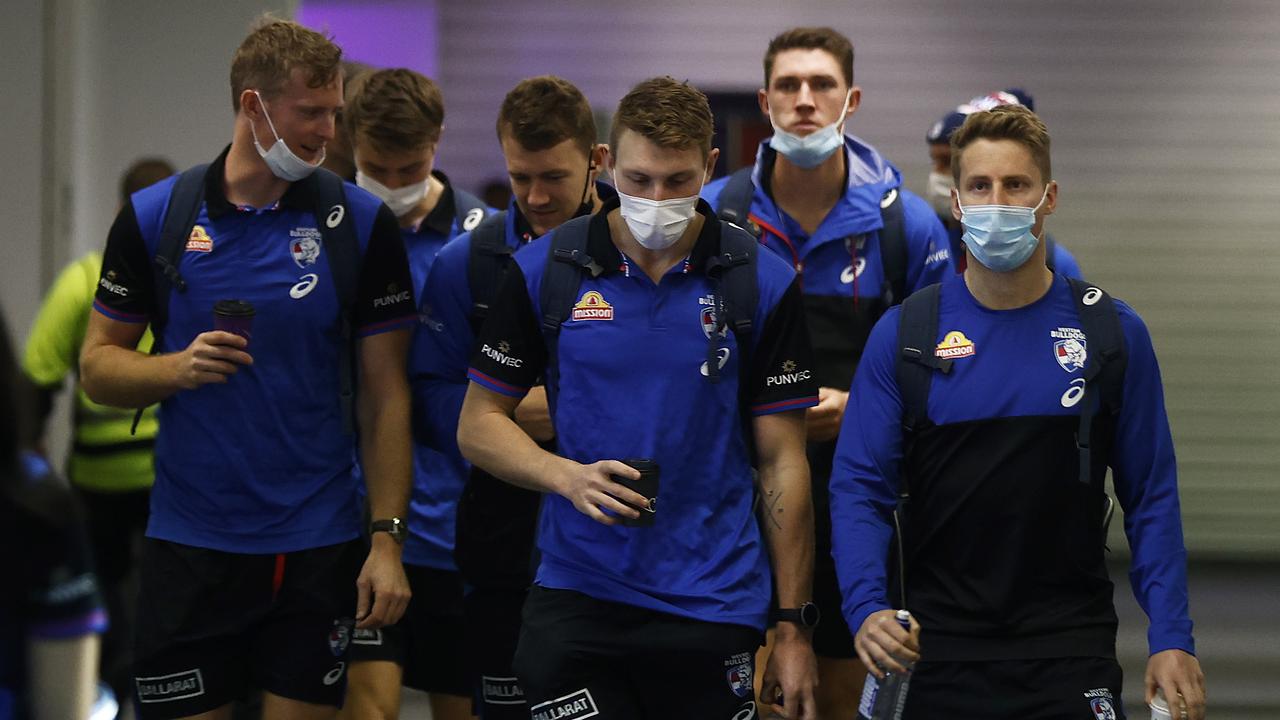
left=21, top=156, right=173, bottom=710
left=80, top=17, right=414, bottom=720
left=340, top=66, right=490, bottom=720
left=701, top=26, right=950, bottom=718
left=416, top=75, right=611, bottom=720
left=2, top=303, right=111, bottom=720
left=925, top=89, right=1082, bottom=278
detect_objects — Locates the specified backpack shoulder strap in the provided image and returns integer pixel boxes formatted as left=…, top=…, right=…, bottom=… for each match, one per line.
left=306, top=169, right=361, bottom=435
left=878, top=186, right=908, bottom=306
left=152, top=163, right=210, bottom=343
left=716, top=167, right=759, bottom=237
left=537, top=216, right=601, bottom=414
left=703, top=222, right=759, bottom=384
left=895, top=282, right=949, bottom=432
left=1045, top=235, right=1058, bottom=273
left=466, top=211, right=511, bottom=334
left=1067, top=278, right=1126, bottom=485
left=452, top=187, right=488, bottom=234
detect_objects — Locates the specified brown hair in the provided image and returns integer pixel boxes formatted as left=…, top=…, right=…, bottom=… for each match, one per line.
left=609, top=77, right=713, bottom=160
left=764, top=27, right=854, bottom=88
left=229, top=16, right=342, bottom=112
left=950, top=104, right=1052, bottom=184
left=344, top=68, right=444, bottom=154
left=496, top=76, right=596, bottom=155
left=120, top=157, right=175, bottom=204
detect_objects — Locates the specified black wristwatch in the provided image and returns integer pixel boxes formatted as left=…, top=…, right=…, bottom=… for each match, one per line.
left=369, top=517, right=406, bottom=544
left=774, top=602, right=820, bottom=629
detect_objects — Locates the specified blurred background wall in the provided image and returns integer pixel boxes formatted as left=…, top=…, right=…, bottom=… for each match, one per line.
left=3, top=0, right=1277, bottom=714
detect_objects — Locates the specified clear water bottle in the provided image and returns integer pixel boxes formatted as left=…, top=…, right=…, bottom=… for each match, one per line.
left=856, top=609, right=914, bottom=720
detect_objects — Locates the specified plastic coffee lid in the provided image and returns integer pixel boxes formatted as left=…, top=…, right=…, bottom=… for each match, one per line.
left=213, top=299, right=255, bottom=316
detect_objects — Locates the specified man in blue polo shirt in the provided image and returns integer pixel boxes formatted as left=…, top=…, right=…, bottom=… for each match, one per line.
left=701, top=27, right=950, bottom=717
left=459, top=76, right=820, bottom=720
left=414, top=75, right=612, bottom=720
left=831, top=104, right=1205, bottom=719
left=80, top=19, right=415, bottom=720
left=340, top=66, right=491, bottom=720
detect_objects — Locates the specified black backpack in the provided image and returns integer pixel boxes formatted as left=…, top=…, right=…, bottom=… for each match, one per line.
left=716, top=166, right=909, bottom=306
left=464, top=211, right=513, bottom=335
left=535, top=215, right=760, bottom=407
left=136, top=164, right=362, bottom=434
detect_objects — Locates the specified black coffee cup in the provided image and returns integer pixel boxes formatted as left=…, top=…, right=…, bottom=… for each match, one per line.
left=213, top=299, right=255, bottom=344
left=613, top=458, right=659, bottom=527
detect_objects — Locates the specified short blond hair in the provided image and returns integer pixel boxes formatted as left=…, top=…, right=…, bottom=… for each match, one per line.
left=344, top=68, right=444, bottom=154
left=610, top=77, right=713, bottom=160
left=950, top=104, right=1052, bottom=184
left=229, top=17, right=342, bottom=112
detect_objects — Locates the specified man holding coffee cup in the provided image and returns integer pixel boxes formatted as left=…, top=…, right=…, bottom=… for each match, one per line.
left=459, top=77, right=821, bottom=720
left=81, top=18, right=415, bottom=720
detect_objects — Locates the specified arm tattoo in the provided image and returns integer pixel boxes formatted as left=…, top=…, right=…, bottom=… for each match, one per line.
left=763, top=487, right=784, bottom=530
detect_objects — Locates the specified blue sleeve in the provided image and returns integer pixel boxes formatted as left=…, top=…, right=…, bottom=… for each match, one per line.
left=410, top=233, right=475, bottom=458
left=1053, top=241, right=1083, bottom=280
left=830, top=307, right=905, bottom=635
left=1110, top=302, right=1195, bottom=656
left=900, top=189, right=953, bottom=293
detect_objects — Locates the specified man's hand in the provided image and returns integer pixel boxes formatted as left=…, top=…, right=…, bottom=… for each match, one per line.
left=804, top=387, right=848, bottom=442
left=854, top=609, right=920, bottom=680
left=760, top=625, right=818, bottom=720
left=173, top=331, right=252, bottom=389
left=1146, top=649, right=1205, bottom=720
left=354, top=534, right=411, bottom=630
left=514, top=386, right=555, bottom=442
left=552, top=460, right=648, bottom=526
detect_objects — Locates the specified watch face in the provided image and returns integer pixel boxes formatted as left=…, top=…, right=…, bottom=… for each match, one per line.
left=800, top=603, right=820, bottom=628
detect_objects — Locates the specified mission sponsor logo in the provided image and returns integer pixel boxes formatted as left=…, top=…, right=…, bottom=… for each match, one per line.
left=572, top=291, right=614, bottom=321
left=935, top=330, right=976, bottom=359
left=373, top=282, right=411, bottom=308
left=530, top=688, right=599, bottom=720
left=1051, top=326, right=1087, bottom=372
left=290, top=227, right=322, bottom=268
left=481, top=676, right=525, bottom=706
left=766, top=359, right=811, bottom=386
left=482, top=340, right=523, bottom=368
left=136, top=669, right=205, bottom=704
left=186, top=225, right=213, bottom=253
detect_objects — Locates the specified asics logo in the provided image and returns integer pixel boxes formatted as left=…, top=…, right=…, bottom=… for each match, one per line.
left=463, top=208, right=485, bottom=232
left=326, top=204, right=345, bottom=228
left=1061, top=378, right=1086, bottom=408
left=1082, top=287, right=1103, bottom=306
left=290, top=273, right=319, bottom=299
left=700, top=348, right=731, bottom=376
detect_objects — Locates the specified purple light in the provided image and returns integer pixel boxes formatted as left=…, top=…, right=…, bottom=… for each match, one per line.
left=296, top=0, right=438, bottom=75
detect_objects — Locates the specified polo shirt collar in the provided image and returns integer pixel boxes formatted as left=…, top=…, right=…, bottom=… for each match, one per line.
left=204, top=144, right=315, bottom=221
left=586, top=195, right=723, bottom=276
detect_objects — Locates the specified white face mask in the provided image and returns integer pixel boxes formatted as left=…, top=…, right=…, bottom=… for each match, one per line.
left=250, top=90, right=324, bottom=182
left=927, top=171, right=955, bottom=217
left=356, top=171, right=430, bottom=218
left=614, top=172, right=704, bottom=250
left=768, top=90, right=852, bottom=169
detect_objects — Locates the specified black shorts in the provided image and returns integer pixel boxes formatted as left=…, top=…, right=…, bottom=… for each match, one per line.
left=345, top=563, right=470, bottom=697
left=132, top=538, right=363, bottom=719
left=902, top=656, right=1126, bottom=720
left=514, top=586, right=763, bottom=720
left=464, top=585, right=530, bottom=719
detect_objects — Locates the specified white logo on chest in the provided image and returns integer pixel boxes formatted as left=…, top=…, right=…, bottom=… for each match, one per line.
left=1061, top=378, right=1086, bottom=408
left=290, top=273, right=319, bottom=299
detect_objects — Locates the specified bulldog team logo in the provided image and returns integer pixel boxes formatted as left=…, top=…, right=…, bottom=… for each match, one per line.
left=186, top=225, right=213, bottom=253
left=701, top=306, right=728, bottom=339
left=935, top=330, right=976, bottom=359
left=572, top=291, right=614, bottom=321
left=290, top=227, right=322, bottom=268
left=1051, top=327, right=1088, bottom=372
left=328, top=619, right=352, bottom=657
left=1083, top=688, right=1117, bottom=720
left=724, top=652, right=753, bottom=698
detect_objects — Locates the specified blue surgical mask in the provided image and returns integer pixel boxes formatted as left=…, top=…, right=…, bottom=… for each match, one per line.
left=956, top=185, right=1050, bottom=272
left=768, top=90, right=852, bottom=169
left=250, top=90, right=324, bottom=182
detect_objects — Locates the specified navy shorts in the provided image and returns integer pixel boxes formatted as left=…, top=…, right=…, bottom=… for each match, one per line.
left=902, top=656, right=1127, bottom=720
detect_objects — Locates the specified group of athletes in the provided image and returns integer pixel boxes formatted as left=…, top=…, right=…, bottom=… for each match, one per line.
left=21, top=13, right=1209, bottom=720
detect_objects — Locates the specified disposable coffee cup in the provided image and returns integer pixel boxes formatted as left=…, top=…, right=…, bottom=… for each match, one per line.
left=213, top=299, right=255, bottom=344
left=1150, top=689, right=1173, bottom=720
left=612, top=458, right=659, bottom=527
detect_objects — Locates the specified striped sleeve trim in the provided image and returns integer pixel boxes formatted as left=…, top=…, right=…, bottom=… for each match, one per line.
left=28, top=608, right=109, bottom=640
left=467, top=368, right=530, bottom=398
left=750, top=395, right=819, bottom=416
left=92, top=300, right=147, bottom=324
left=355, top=314, right=416, bottom=338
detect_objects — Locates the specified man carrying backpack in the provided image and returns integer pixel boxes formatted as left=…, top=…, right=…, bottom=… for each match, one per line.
left=80, top=18, right=414, bottom=720
left=701, top=27, right=951, bottom=717
left=459, top=76, right=820, bottom=720
left=829, top=104, right=1205, bottom=719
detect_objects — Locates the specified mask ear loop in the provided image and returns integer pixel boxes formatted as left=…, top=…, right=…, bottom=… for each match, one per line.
left=251, top=90, right=283, bottom=144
